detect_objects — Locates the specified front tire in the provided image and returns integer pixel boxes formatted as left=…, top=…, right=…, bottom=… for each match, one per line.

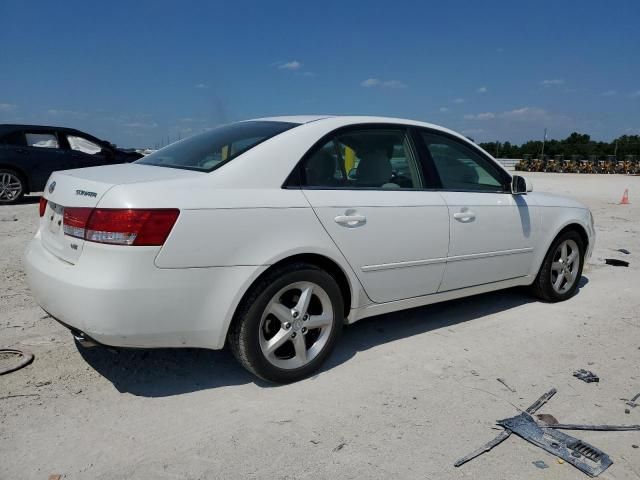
left=0, top=169, right=25, bottom=205
left=531, top=230, right=585, bottom=302
left=228, top=263, right=344, bottom=383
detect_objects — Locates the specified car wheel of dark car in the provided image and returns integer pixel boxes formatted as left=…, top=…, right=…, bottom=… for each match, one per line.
left=0, top=169, right=25, bottom=205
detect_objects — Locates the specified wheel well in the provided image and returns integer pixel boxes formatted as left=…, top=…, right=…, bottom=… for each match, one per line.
left=247, top=254, right=352, bottom=318
left=0, top=164, right=30, bottom=193
left=557, top=223, right=589, bottom=252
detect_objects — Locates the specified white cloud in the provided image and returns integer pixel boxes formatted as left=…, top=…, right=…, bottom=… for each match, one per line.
left=296, top=71, right=315, bottom=78
left=381, top=79, right=406, bottom=88
left=601, top=90, right=617, bottom=96
left=361, top=78, right=406, bottom=88
left=541, top=79, right=565, bottom=86
left=361, top=78, right=380, bottom=87
left=195, top=83, right=208, bottom=89
left=453, top=98, right=465, bottom=104
left=0, top=103, right=16, bottom=111
left=123, top=122, right=158, bottom=128
left=631, top=90, right=640, bottom=98
left=179, top=117, right=194, bottom=123
left=464, top=112, right=496, bottom=120
left=500, top=106, right=548, bottom=120
left=439, top=107, right=449, bottom=113
left=476, top=86, right=487, bottom=93
left=278, top=60, right=302, bottom=71
left=462, top=106, right=551, bottom=123
left=47, top=109, right=84, bottom=116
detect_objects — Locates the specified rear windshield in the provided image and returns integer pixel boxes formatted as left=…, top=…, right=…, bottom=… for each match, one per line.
left=136, top=120, right=297, bottom=172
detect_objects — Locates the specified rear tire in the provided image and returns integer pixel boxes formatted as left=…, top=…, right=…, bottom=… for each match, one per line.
left=228, top=263, right=344, bottom=383
left=531, top=230, right=585, bottom=302
left=0, top=169, right=25, bottom=205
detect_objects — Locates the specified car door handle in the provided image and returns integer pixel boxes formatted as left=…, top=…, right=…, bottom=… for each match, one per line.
left=453, top=210, right=476, bottom=222
left=334, top=213, right=367, bottom=228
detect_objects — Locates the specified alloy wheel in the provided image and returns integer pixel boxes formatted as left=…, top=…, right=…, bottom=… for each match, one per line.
left=0, top=172, right=23, bottom=203
left=259, top=281, right=333, bottom=369
left=550, top=239, right=580, bottom=294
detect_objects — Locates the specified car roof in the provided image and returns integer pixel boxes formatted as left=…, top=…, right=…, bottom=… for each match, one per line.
left=0, top=124, right=87, bottom=134
left=0, top=124, right=105, bottom=142
left=249, top=115, right=461, bottom=135
left=249, top=115, right=334, bottom=124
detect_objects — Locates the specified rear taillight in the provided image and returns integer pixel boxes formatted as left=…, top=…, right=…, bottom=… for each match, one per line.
left=63, top=208, right=179, bottom=246
left=63, top=208, right=93, bottom=240
left=38, top=197, right=48, bottom=217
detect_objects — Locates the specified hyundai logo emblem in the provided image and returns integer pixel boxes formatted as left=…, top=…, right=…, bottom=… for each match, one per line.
left=48, top=181, right=56, bottom=194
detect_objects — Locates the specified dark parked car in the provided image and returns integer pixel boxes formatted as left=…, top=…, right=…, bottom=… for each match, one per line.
left=0, top=124, right=143, bottom=204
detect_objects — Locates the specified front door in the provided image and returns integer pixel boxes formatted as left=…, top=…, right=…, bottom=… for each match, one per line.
left=417, top=130, right=537, bottom=292
left=299, top=127, right=450, bottom=303
left=62, top=133, right=110, bottom=168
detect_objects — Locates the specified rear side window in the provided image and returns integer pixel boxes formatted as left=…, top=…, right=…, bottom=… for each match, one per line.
left=136, top=121, right=297, bottom=172
left=25, top=132, right=59, bottom=149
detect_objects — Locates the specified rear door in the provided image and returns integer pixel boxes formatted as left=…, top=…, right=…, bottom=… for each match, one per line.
left=299, top=126, right=450, bottom=303
left=23, top=130, right=70, bottom=190
left=417, top=129, right=536, bottom=291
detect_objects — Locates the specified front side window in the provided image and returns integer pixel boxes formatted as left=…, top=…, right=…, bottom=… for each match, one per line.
left=25, top=132, right=59, bottom=149
left=420, top=131, right=506, bottom=192
left=136, top=121, right=297, bottom=172
left=67, top=135, right=102, bottom=155
left=302, top=129, right=423, bottom=189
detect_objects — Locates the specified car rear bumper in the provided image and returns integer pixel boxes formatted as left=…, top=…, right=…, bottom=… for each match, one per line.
left=25, top=233, right=266, bottom=350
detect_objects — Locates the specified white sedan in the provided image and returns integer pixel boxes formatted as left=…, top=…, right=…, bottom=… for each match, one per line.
left=25, top=116, right=595, bottom=383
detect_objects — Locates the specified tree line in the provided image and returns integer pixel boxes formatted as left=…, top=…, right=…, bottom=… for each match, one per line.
left=476, top=133, right=640, bottom=159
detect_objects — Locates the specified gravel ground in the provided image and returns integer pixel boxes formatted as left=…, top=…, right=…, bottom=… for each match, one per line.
left=1, top=172, right=639, bottom=480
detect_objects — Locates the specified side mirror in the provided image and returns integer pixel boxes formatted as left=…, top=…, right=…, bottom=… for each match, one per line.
left=511, top=175, right=533, bottom=194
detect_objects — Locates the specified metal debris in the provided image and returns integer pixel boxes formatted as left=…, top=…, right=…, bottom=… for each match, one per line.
left=605, top=258, right=630, bottom=267
left=624, top=392, right=640, bottom=409
left=546, top=423, right=640, bottom=431
left=536, top=413, right=640, bottom=431
left=497, top=377, right=516, bottom=393
left=573, top=369, right=599, bottom=383
left=617, top=248, right=630, bottom=255
left=0, top=349, right=34, bottom=375
left=455, top=388, right=637, bottom=476
left=454, top=388, right=557, bottom=467
left=498, top=412, right=612, bottom=477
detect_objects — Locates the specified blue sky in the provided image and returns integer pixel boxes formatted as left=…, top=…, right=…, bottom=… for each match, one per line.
left=1, top=0, right=638, bottom=147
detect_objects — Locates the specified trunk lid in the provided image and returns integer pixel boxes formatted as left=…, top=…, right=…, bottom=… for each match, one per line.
left=40, top=163, right=200, bottom=264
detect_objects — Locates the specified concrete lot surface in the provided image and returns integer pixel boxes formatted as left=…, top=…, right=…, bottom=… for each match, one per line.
left=1, top=172, right=639, bottom=479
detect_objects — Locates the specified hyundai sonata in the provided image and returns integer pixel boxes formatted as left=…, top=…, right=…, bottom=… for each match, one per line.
left=25, top=116, right=594, bottom=383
